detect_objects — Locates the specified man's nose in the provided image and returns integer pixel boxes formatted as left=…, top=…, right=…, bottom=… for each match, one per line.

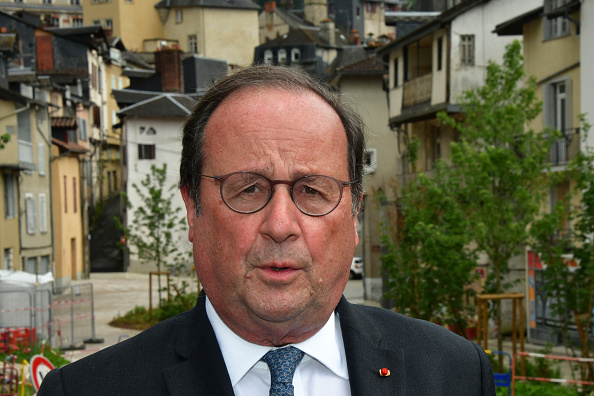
left=258, top=186, right=302, bottom=243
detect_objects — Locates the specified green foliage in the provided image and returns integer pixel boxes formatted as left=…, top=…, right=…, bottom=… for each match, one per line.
left=530, top=117, right=594, bottom=387
left=502, top=382, right=579, bottom=396
left=110, top=293, right=198, bottom=330
left=380, top=162, right=478, bottom=332
left=0, top=133, right=9, bottom=149
left=115, top=163, right=192, bottom=302
left=434, top=40, right=554, bottom=352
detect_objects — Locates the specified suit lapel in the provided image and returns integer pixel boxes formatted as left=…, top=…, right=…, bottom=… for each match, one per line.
left=162, top=294, right=235, bottom=396
left=337, top=297, right=407, bottom=396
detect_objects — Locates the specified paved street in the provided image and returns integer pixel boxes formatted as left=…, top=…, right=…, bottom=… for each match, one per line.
left=65, top=273, right=366, bottom=362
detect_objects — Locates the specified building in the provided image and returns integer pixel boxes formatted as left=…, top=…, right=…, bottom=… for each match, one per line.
left=113, top=49, right=226, bottom=273
left=494, top=0, right=587, bottom=344
left=330, top=48, right=393, bottom=302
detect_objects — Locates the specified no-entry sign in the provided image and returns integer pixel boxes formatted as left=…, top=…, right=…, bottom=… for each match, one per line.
left=30, top=355, right=55, bottom=391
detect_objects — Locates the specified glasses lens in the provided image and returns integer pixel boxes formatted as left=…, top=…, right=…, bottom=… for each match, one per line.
left=293, top=176, right=341, bottom=215
left=221, top=173, right=271, bottom=213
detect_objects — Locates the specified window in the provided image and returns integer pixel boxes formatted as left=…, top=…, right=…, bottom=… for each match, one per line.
left=112, top=111, right=117, bottom=126
left=25, top=193, right=37, bottom=234
left=138, top=144, right=156, bottom=160
left=43, top=0, right=52, bottom=4
left=71, top=0, right=80, bottom=5
left=93, top=20, right=100, bottom=25
left=17, top=107, right=33, bottom=164
left=39, top=193, right=48, bottom=233
left=3, top=172, right=16, bottom=219
left=25, top=257, right=37, bottom=274
left=356, top=6, right=360, bottom=17
left=544, top=0, right=571, bottom=40
left=64, top=176, right=68, bottom=213
left=105, top=19, right=113, bottom=31
left=188, top=35, right=198, bottom=53
left=146, top=127, right=156, bottom=135
left=73, top=18, right=83, bottom=26
left=544, top=78, right=573, bottom=165
left=73, top=178, right=77, bottom=213
left=176, top=9, right=183, bottom=24
left=365, top=2, right=377, bottom=13
left=111, top=75, right=116, bottom=89
left=460, top=35, right=474, bottom=66
left=328, top=3, right=335, bottom=18
left=291, top=48, right=301, bottom=62
left=4, top=248, right=13, bottom=270
left=78, top=117, right=87, bottom=141
left=40, top=255, right=50, bottom=274
left=363, top=148, right=377, bottom=174
left=118, top=77, right=123, bottom=89
left=278, top=49, right=287, bottom=64
left=264, top=50, right=273, bottom=64
left=37, top=142, right=46, bottom=176
left=437, top=37, right=443, bottom=71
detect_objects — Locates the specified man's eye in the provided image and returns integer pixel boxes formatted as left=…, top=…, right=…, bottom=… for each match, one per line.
left=243, top=184, right=260, bottom=194
left=303, top=186, right=320, bottom=195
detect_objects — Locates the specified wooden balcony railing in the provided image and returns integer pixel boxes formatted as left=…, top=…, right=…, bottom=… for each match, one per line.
left=403, top=74, right=432, bottom=107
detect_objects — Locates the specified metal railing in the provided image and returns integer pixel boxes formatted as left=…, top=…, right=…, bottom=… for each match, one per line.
left=547, top=127, right=580, bottom=166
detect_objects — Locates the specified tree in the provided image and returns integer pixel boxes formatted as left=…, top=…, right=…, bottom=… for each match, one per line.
left=530, top=117, right=594, bottom=391
left=436, top=40, right=556, bottom=354
left=380, top=160, right=479, bottom=337
left=115, top=163, right=190, bottom=304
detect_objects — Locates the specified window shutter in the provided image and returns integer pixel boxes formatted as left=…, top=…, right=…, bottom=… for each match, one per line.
left=37, top=142, right=46, bottom=176
left=25, top=193, right=37, bottom=234
left=39, top=193, right=48, bottom=233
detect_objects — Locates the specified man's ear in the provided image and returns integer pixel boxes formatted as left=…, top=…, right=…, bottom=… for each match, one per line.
left=353, top=193, right=363, bottom=246
left=180, top=185, right=196, bottom=242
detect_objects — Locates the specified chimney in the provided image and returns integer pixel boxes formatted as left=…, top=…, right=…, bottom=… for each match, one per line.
left=154, top=47, right=184, bottom=93
left=35, top=31, right=54, bottom=71
left=264, top=0, right=276, bottom=12
left=304, top=0, right=327, bottom=26
left=320, top=19, right=335, bottom=47
left=350, top=29, right=361, bottom=45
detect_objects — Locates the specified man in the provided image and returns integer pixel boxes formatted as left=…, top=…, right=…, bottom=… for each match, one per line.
left=39, top=66, right=495, bottom=395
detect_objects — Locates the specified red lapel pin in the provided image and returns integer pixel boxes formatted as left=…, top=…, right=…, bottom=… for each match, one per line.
left=379, top=368, right=390, bottom=377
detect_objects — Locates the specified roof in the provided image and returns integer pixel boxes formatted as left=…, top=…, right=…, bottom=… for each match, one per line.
left=51, top=116, right=77, bottom=128
left=377, top=0, right=489, bottom=56
left=117, top=92, right=199, bottom=117
left=258, top=26, right=351, bottom=49
left=493, top=7, right=543, bottom=35
left=0, top=86, right=40, bottom=105
left=51, top=137, right=88, bottom=154
left=273, top=7, right=312, bottom=30
left=337, top=55, right=386, bottom=74
left=385, top=11, right=440, bottom=25
left=154, top=0, right=259, bottom=10
left=44, top=26, right=107, bottom=50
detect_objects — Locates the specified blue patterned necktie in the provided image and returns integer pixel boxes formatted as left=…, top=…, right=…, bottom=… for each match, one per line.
left=262, top=346, right=305, bottom=396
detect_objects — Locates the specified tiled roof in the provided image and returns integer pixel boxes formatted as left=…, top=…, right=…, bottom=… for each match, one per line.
left=51, top=116, right=77, bottom=128
left=154, top=0, right=259, bottom=10
left=338, top=55, right=386, bottom=73
left=51, top=137, right=88, bottom=153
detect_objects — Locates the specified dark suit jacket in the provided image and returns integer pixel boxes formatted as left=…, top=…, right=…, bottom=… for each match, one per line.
left=38, top=295, right=495, bottom=395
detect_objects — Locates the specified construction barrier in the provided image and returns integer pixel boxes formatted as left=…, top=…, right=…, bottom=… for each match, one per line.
left=511, top=351, right=594, bottom=396
left=0, top=283, right=99, bottom=352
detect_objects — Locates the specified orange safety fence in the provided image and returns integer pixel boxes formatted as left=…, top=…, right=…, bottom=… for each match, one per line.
left=511, top=351, right=594, bottom=396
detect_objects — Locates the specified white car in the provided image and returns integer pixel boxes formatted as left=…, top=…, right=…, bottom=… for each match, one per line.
left=350, top=257, right=363, bottom=279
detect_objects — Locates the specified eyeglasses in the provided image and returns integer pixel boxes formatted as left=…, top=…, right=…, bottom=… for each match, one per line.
left=201, top=171, right=355, bottom=217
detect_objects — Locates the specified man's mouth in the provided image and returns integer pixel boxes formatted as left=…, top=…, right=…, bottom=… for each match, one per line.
left=271, top=267, right=289, bottom=271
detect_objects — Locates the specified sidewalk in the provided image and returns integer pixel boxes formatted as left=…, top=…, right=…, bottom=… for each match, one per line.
left=65, top=272, right=369, bottom=362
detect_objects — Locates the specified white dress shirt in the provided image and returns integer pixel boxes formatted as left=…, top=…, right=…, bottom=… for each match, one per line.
left=205, top=297, right=351, bottom=396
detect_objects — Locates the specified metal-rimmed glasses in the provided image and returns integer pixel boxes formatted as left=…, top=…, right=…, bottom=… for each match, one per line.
left=201, top=171, right=356, bottom=217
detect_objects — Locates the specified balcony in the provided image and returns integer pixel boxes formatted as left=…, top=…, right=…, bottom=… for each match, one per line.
left=403, top=74, right=432, bottom=108
left=547, top=128, right=580, bottom=166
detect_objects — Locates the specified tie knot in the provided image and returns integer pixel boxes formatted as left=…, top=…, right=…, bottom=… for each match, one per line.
left=262, top=346, right=304, bottom=393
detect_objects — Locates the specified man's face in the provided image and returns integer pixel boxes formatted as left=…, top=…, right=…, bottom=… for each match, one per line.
left=182, top=87, right=360, bottom=346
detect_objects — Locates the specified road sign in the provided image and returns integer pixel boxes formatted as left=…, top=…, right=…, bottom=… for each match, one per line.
left=30, top=354, right=55, bottom=391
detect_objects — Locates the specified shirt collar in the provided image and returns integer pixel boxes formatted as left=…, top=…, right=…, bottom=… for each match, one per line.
left=205, top=296, right=349, bottom=387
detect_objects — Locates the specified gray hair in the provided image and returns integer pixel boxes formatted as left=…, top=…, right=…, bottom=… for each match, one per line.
left=179, top=65, right=365, bottom=217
